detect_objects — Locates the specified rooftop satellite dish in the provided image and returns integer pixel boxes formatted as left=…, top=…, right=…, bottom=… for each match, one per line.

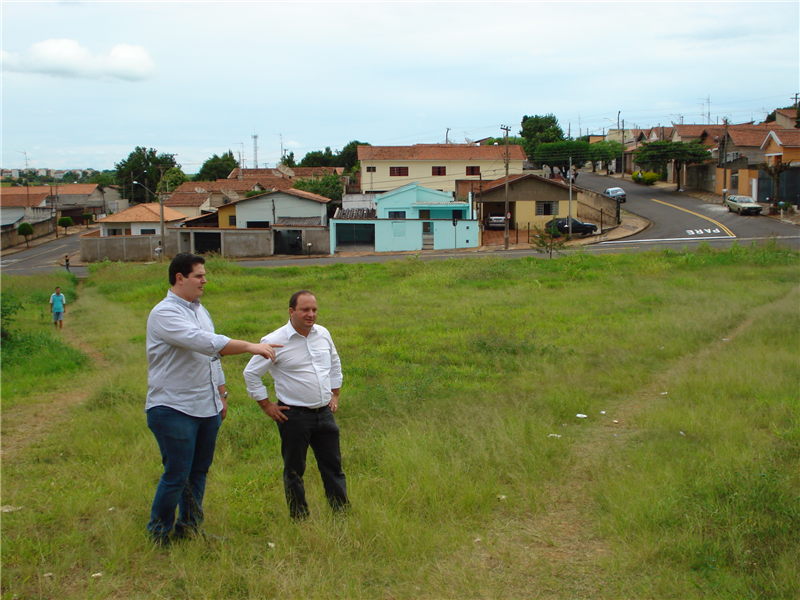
left=221, top=189, right=239, bottom=200
left=276, top=163, right=295, bottom=179
left=194, top=186, right=208, bottom=194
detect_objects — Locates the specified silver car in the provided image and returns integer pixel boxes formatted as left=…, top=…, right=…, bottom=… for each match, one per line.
left=604, top=187, right=626, bottom=203
left=725, top=195, right=762, bottom=215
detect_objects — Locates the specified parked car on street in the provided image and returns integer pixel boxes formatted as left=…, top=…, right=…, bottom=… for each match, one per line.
left=486, top=212, right=506, bottom=229
left=545, top=218, right=598, bottom=236
left=604, top=187, right=626, bottom=203
left=725, top=195, right=762, bottom=215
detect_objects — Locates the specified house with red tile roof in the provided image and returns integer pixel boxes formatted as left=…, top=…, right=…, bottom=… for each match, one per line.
left=357, top=144, right=527, bottom=194
left=228, top=166, right=344, bottom=180
left=0, top=186, right=53, bottom=229
left=94, top=202, right=186, bottom=237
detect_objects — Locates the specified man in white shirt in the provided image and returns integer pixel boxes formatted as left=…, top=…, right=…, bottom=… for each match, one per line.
left=243, top=290, right=348, bottom=520
left=146, top=253, right=280, bottom=546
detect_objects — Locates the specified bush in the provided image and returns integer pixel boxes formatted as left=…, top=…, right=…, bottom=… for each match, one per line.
left=632, top=171, right=659, bottom=185
left=1, top=292, right=22, bottom=340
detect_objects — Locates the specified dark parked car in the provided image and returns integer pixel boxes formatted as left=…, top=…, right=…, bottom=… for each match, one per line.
left=545, top=218, right=598, bottom=236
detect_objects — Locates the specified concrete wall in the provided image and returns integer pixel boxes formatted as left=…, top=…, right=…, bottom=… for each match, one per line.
left=80, top=227, right=282, bottom=262
left=342, top=193, right=379, bottom=209
left=330, top=219, right=478, bottom=253
left=1, top=217, right=57, bottom=249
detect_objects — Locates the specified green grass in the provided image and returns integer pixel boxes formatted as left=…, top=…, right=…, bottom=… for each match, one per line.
left=1, top=243, right=798, bottom=599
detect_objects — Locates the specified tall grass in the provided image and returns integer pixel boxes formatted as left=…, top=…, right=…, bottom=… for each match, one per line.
left=1, top=243, right=798, bottom=599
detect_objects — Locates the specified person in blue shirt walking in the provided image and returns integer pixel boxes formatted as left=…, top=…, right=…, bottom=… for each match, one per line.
left=49, top=286, right=66, bottom=330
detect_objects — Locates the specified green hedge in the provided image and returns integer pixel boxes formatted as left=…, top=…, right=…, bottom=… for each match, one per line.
left=632, top=171, right=660, bottom=185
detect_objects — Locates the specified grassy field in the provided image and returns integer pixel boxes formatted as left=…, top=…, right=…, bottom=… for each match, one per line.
left=1, top=243, right=798, bottom=599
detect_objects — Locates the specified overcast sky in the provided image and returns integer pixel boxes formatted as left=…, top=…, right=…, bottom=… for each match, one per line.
left=2, top=1, right=798, bottom=173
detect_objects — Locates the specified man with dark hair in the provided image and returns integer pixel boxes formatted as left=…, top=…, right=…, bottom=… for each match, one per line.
left=49, top=286, right=66, bottom=330
left=146, top=252, right=281, bottom=546
left=243, top=290, right=348, bottom=520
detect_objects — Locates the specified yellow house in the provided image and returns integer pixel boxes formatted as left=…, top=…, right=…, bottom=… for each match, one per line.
left=761, top=129, right=800, bottom=166
left=358, top=144, right=527, bottom=195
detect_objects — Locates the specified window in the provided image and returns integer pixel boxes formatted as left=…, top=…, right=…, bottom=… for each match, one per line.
left=536, top=201, right=558, bottom=216
left=366, top=166, right=376, bottom=173
left=432, top=166, right=446, bottom=176
left=388, top=211, right=406, bottom=219
left=452, top=210, right=463, bottom=219
left=389, top=166, right=409, bottom=176
left=466, top=166, right=480, bottom=176
left=229, top=215, right=237, bottom=226
left=246, top=221, right=270, bottom=228
left=140, top=228, right=156, bottom=235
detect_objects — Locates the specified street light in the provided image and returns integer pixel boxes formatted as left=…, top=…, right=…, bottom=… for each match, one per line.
left=134, top=180, right=166, bottom=258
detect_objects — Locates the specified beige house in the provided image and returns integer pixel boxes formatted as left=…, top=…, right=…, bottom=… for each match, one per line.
left=357, top=144, right=527, bottom=194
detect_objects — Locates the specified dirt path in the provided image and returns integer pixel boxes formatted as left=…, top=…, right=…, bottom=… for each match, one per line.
left=482, top=311, right=766, bottom=598
left=1, top=282, right=108, bottom=463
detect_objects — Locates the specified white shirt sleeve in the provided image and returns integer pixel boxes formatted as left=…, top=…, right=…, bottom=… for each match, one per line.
left=243, top=336, right=273, bottom=401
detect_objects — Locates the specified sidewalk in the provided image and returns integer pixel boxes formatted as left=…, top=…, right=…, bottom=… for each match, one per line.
left=1, top=225, right=92, bottom=266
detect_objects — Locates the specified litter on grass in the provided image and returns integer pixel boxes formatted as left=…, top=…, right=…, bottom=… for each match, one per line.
left=1, top=506, right=23, bottom=513
left=576, top=414, right=587, bottom=418
left=548, top=434, right=562, bottom=439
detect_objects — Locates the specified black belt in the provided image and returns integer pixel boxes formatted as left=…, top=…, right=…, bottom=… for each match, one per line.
left=277, top=400, right=329, bottom=413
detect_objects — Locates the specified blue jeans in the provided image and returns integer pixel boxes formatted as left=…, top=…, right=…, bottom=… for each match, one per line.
left=146, top=406, right=221, bottom=542
left=277, top=403, right=348, bottom=519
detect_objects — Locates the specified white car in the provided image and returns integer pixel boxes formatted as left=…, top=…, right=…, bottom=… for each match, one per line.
left=604, top=187, right=626, bottom=203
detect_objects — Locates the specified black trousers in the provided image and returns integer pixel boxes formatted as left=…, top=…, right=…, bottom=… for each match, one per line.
left=277, top=403, right=348, bottom=518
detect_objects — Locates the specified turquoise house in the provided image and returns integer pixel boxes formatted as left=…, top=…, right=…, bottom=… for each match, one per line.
left=330, top=183, right=479, bottom=253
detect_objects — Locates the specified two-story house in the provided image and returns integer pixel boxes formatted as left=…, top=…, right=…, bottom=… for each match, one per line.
left=357, top=144, right=527, bottom=194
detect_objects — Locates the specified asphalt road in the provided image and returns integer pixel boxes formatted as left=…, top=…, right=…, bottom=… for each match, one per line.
left=1, top=230, right=88, bottom=277
left=577, top=172, right=800, bottom=253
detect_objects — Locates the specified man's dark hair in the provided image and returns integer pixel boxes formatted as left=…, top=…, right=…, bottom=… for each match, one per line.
left=290, top=290, right=315, bottom=309
left=169, top=253, right=205, bottom=286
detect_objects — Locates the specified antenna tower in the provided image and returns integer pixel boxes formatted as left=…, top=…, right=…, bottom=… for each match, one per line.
left=252, top=134, right=258, bottom=170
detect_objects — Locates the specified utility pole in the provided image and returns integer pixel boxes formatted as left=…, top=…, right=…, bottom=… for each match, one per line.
left=501, top=125, right=510, bottom=250
left=568, top=156, right=573, bottom=238
left=621, top=119, right=625, bottom=179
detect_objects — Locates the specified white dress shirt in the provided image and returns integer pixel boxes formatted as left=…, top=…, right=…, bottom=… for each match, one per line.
left=243, top=320, right=343, bottom=408
left=146, top=291, right=230, bottom=417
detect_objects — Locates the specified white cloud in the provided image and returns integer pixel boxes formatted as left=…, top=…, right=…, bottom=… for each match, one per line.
left=2, top=39, right=154, bottom=81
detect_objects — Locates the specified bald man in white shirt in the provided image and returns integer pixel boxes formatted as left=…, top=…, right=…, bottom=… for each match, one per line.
left=243, top=290, right=348, bottom=520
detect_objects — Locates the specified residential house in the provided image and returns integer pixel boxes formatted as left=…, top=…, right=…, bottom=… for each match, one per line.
left=760, top=129, right=800, bottom=204
left=467, top=173, right=619, bottom=238
left=95, top=203, right=186, bottom=237
left=169, top=180, right=268, bottom=209
left=216, top=188, right=332, bottom=254
left=48, top=183, right=125, bottom=222
left=774, top=108, right=799, bottom=129
left=357, top=144, right=527, bottom=194
left=330, top=182, right=478, bottom=253
left=228, top=166, right=344, bottom=180
left=163, top=191, right=214, bottom=218
left=0, top=187, right=54, bottom=249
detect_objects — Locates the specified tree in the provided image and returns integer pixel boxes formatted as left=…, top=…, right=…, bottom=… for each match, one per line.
left=58, top=216, right=73, bottom=234
left=89, top=171, right=116, bottom=186
left=115, top=147, right=178, bottom=204
left=520, top=114, right=565, bottom=161
left=282, top=151, right=297, bottom=168
left=757, top=160, right=798, bottom=211
left=588, top=141, right=623, bottom=173
left=81, top=213, right=94, bottom=228
left=299, top=147, right=336, bottom=168
left=337, top=141, right=369, bottom=172
left=534, top=140, right=591, bottom=177
left=530, top=221, right=567, bottom=259
left=633, top=140, right=711, bottom=191
left=17, top=222, right=33, bottom=247
left=194, top=151, right=238, bottom=182
left=293, top=173, right=344, bottom=217
left=159, top=167, right=189, bottom=193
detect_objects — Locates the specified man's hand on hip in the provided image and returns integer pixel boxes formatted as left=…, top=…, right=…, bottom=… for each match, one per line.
left=258, top=398, right=289, bottom=422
